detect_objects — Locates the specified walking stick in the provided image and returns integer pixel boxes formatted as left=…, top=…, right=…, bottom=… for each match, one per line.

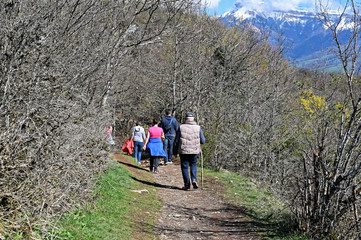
left=200, top=149, right=204, bottom=189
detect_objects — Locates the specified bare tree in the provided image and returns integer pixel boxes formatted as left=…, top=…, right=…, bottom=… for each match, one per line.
left=0, top=0, right=188, bottom=238
left=280, top=0, right=361, bottom=237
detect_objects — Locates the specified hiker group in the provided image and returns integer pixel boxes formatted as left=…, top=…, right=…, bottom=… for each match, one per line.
left=127, top=110, right=205, bottom=191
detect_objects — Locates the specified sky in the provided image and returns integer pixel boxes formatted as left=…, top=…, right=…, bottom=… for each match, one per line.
left=201, top=0, right=349, bottom=15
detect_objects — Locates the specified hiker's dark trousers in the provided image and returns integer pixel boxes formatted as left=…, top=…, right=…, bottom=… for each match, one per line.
left=150, top=156, right=160, bottom=172
left=180, top=154, right=197, bottom=188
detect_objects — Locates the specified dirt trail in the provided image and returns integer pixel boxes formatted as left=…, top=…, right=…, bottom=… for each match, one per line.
left=115, top=154, right=261, bottom=240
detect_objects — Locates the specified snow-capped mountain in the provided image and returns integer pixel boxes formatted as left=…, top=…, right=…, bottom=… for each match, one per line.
left=222, top=3, right=354, bottom=70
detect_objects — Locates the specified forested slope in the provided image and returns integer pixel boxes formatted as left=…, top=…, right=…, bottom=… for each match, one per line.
left=1, top=0, right=361, bottom=239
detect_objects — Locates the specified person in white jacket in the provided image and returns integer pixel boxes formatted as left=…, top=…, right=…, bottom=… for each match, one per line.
left=131, top=122, right=146, bottom=165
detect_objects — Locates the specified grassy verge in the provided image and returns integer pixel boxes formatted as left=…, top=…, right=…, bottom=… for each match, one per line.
left=203, top=169, right=308, bottom=239
left=54, top=155, right=160, bottom=240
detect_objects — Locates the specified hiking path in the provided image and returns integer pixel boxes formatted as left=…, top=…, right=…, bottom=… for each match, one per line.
left=114, top=153, right=263, bottom=240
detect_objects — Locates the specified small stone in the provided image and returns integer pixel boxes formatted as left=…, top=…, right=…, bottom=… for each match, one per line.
left=130, top=189, right=149, bottom=193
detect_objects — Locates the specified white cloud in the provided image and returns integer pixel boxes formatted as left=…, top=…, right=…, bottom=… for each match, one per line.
left=234, top=0, right=336, bottom=12
left=236, top=0, right=348, bottom=12
left=270, top=0, right=313, bottom=11
left=199, top=0, right=222, bottom=8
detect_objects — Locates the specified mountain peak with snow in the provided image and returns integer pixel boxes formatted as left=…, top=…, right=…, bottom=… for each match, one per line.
left=221, top=3, right=354, bottom=71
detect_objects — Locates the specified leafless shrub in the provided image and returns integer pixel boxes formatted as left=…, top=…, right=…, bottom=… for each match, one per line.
left=0, top=0, right=188, bottom=238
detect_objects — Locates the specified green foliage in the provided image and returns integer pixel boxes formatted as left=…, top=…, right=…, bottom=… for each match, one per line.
left=298, top=89, right=327, bottom=119
left=333, top=101, right=350, bottom=121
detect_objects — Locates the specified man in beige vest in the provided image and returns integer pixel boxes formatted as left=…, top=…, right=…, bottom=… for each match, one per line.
left=173, top=112, right=205, bottom=190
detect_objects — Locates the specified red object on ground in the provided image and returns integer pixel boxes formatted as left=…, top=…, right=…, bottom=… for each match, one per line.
left=122, top=138, right=134, bottom=155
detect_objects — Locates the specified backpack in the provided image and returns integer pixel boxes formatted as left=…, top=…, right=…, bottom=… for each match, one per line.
left=164, top=118, right=174, bottom=133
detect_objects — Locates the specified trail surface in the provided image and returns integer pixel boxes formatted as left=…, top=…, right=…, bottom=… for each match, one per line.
left=115, top=153, right=261, bottom=240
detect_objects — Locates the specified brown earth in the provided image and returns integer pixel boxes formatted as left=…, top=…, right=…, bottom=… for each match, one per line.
left=114, top=153, right=265, bottom=240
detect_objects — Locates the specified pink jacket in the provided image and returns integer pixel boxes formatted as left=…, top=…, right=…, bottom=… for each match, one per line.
left=147, top=126, right=164, bottom=139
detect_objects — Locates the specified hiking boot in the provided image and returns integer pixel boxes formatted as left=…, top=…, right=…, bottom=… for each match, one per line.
left=192, top=180, right=198, bottom=189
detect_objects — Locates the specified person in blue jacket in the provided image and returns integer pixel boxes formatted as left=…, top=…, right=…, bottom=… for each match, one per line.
left=159, top=109, right=178, bottom=165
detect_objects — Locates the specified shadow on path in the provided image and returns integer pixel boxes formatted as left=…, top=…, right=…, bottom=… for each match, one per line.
left=117, top=158, right=149, bottom=172
left=130, top=176, right=182, bottom=190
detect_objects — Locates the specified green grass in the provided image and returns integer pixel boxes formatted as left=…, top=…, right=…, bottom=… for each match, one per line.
left=54, top=156, right=160, bottom=240
left=204, top=168, right=308, bottom=239
left=204, top=169, right=285, bottom=219
left=53, top=156, right=308, bottom=239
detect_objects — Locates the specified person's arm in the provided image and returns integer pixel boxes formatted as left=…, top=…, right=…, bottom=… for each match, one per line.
left=141, top=128, right=146, bottom=141
left=174, top=119, right=178, bottom=132
left=200, top=128, right=205, bottom=144
left=143, top=131, right=150, bottom=150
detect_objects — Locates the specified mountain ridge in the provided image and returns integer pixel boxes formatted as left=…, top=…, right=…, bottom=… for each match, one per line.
left=221, top=4, right=353, bottom=71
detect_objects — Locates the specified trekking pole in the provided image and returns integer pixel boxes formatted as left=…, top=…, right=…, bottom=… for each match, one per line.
left=200, top=149, right=204, bottom=189
left=197, top=113, right=204, bottom=189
